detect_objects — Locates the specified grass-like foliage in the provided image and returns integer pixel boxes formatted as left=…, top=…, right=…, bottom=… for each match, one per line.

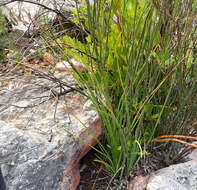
left=57, top=0, right=197, bottom=176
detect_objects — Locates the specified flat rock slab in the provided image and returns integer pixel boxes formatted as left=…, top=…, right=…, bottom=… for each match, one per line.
left=129, top=158, right=197, bottom=190
left=146, top=159, right=197, bottom=190
left=0, top=72, right=102, bottom=190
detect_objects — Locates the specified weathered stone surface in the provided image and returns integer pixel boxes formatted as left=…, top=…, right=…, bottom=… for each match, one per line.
left=147, top=159, right=197, bottom=190
left=0, top=72, right=102, bottom=190
left=129, top=175, right=149, bottom=190
left=1, top=0, right=79, bottom=32
left=129, top=153, right=197, bottom=190
left=188, top=148, right=197, bottom=160
left=56, top=60, right=87, bottom=73
left=0, top=120, right=75, bottom=190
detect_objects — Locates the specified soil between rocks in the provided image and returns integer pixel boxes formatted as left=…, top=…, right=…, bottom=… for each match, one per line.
left=78, top=148, right=112, bottom=190
left=77, top=143, right=194, bottom=190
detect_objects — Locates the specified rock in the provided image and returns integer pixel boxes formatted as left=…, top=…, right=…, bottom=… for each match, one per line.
left=129, top=155, right=197, bottom=190
left=56, top=60, right=87, bottom=73
left=0, top=168, right=6, bottom=190
left=1, top=0, right=89, bottom=43
left=1, top=0, right=79, bottom=33
left=187, top=142, right=197, bottom=160
left=56, top=61, right=71, bottom=73
left=128, top=175, right=150, bottom=190
left=0, top=73, right=102, bottom=190
left=188, top=148, right=197, bottom=160
left=146, top=159, right=197, bottom=190
left=42, top=52, right=54, bottom=63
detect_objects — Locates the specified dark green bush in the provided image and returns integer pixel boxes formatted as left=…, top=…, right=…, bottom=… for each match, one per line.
left=0, top=10, right=8, bottom=61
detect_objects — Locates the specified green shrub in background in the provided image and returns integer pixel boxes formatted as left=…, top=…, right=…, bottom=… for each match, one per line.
left=57, top=0, right=197, bottom=176
left=0, top=10, right=8, bottom=60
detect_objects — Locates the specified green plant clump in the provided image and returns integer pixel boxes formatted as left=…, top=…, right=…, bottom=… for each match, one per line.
left=57, top=0, right=197, bottom=176
left=0, top=10, right=9, bottom=61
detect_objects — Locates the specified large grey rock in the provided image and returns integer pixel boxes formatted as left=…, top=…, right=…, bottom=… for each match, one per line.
left=146, top=159, right=197, bottom=190
left=0, top=120, right=76, bottom=190
left=0, top=0, right=80, bottom=32
left=129, top=152, right=197, bottom=190
left=0, top=72, right=101, bottom=190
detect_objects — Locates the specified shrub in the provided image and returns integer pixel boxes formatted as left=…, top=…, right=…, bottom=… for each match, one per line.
left=0, top=10, right=8, bottom=61
left=57, top=0, right=197, bottom=176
